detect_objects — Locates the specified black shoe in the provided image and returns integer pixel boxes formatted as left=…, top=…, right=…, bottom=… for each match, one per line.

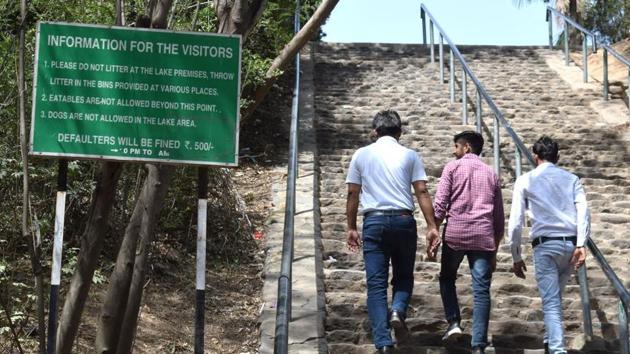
left=441, top=320, right=462, bottom=340
left=378, top=345, right=393, bottom=354
left=544, top=342, right=549, bottom=354
left=472, top=347, right=485, bottom=354
left=390, top=310, right=408, bottom=343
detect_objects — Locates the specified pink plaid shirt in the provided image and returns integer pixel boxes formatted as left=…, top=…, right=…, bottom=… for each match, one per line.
left=433, top=154, right=505, bottom=251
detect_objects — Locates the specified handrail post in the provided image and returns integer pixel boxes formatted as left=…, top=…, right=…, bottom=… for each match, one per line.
left=514, top=147, right=522, bottom=178
left=583, top=34, right=588, bottom=83
left=564, top=20, right=570, bottom=66
left=619, top=301, right=629, bottom=354
left=547, top=9, right=553, bottom=49
left=462, top=68, right=467, bottom=125
left=421, top=8, right=426, bottom=45
left=578, top=265, right=594, bottom=338
left=603, top=48, right=609, bottom=100
left=592, top=34, right=597, bottom=53
left=439, top=35, right=444, bottom=83
left=449, top=49, right=455, bottom=103
left=493, top=115, right=500, bottom=175
left=475, top=89, right=482, bottom=134
left=429, top=20, right=435, bottom=64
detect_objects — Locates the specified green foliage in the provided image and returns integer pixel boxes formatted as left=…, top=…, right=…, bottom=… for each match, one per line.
left=583, top=0, right=630, bottom=43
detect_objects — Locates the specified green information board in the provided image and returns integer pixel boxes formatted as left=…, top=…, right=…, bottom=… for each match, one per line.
left=30, top=22, right=241, bottom=166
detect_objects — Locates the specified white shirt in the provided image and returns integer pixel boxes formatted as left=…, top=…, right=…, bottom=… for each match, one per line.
left=507, top=162, right=591, bottom=262
left=345, top=136, right=428, bottom=214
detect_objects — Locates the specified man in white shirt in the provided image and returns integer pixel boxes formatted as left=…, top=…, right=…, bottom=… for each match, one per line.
left=346, top=110, right=440, bottom=353
left=507, top=136, right=590, bottom=354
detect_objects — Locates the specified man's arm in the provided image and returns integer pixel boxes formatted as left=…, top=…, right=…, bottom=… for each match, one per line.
left=413, top=180, right=440, bottom=258
left=571, top=178, right=590, bottom=269
left=433, top=164, right=452, bottom=228
left=507, top=177, right=527, bottom=278
left=346, top=183, right=361, bottom=253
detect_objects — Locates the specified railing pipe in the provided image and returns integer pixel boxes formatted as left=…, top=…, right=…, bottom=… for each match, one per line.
left=514, top=147, right=522, bottom=178
left=421, top=8, right=426, bottom=45
left=620, top=301, right=629, bottom=354
left=274, top=1, right=301, bottom=352
left=564, top=19, right=569, bottom=66
left=449, top=49, right=455, bottom=103
left=603, top=49, right=609, bottom=100
left=493, top=115, right=500, bottom=175
left=577, top=265, right=593, bottom=338
left=475, top=89, right=482, bottom=134
left=582, top=34, right=588, bottom=83
left=429, top=21, right=434, bottom=64
left=439, top=35, right=444, bottom=83
left=587, top=240, right=630, bottom=306
left=420, top=4, right=535, bottom=165
left=462, top=69, right=467, bottom=125
left=547, top=9, right=553, bottom=49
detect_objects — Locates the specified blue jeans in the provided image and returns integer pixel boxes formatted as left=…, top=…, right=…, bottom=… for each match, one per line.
left=362, top=214, right=417, bottom=349
left=439, top=242, right=493, bottom=349
left=533, top=240, right=574, bottom=354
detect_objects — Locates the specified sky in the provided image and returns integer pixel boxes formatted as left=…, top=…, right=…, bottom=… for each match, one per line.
left=321, top=0, right=551, bottom=46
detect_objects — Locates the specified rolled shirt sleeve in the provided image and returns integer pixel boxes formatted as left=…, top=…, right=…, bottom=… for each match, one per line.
left=574, top=178, right=591, bottom=247
left=507, top=176, right=526, bottom=263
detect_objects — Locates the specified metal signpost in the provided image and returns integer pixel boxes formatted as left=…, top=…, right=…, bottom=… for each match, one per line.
left=31, top=22, right=241, bottom=354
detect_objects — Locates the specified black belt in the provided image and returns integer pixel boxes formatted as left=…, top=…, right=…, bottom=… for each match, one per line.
left=364, top=209, right=413, bottom=218
left=531, top=236, right=577, bottom=248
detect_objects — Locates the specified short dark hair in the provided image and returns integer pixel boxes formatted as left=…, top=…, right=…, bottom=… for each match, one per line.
left=372, top=110, right=402, bottom=137
left=454, top=130, right=484, bottom=155
left=532, top=136, right=559, bottom=163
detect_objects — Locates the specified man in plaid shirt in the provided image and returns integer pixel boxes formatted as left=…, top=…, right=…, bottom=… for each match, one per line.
left=433, top=131, right=505, bottom=354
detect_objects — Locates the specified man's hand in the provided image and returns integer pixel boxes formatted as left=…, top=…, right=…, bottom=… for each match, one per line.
left=511, top=260, right=527, bottom=279
left=571, top=247, right=586, bottom=270
left=347, top=229, right=361, bottom=253
left=426, top=228, right=440, bottom=260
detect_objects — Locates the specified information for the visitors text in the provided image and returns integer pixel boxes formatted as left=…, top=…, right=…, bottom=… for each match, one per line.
left=30, top=22, right=241, bottom=166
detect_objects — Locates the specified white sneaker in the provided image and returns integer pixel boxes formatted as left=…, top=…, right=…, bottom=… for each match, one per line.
left=442, top=321, right=462, bottom=340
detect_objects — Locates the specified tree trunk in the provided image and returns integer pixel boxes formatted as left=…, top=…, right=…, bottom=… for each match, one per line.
left=115, top=164, right=174, bottom=353
left=94, top=2, right=172, bottom=352
left=18, top=0, right=45, bottom=352
left=95, top=164, right=173, bottom=353
left=55, top=162, right=123, bottom=354
left=241, top=0, right=340, bottom=121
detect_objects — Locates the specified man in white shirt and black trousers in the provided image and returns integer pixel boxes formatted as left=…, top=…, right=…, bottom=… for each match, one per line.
left=346, top=110, right=440, bottom=353
left=507, top=136, right=590, bottom=354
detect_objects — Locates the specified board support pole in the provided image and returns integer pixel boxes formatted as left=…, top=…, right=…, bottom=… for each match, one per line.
left=195, top=167, right=209, bottom=354
left=47, top=159, right=68, bottom=354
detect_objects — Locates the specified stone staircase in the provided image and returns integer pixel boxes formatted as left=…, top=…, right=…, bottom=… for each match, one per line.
left=312, top=43, right=630, bottom=353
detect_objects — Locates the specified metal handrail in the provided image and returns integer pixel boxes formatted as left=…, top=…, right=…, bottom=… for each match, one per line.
left=420, top=4, right=535, bottom=175
left=422, top=4, right=630, bottom=352
left=547, top=6, right=630, bottom=121
left=274, top=1, right=301, bottom=353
